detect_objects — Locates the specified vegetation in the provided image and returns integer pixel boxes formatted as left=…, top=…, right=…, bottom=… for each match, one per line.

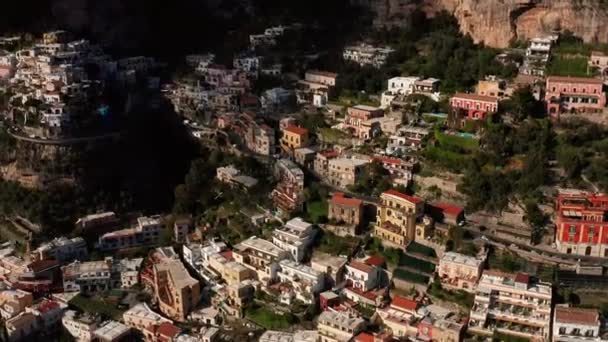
left=70, top=294, right=124, bottom=321
left=314, top=230, right=359, bottom=256
left=547, top=55, right=590, bottom=77
left=393, top=268, right=430, bottom=284
left=406, top=242, right=437, bottom=258
left=348, top=160, right=392, bottom=196
left=398, top=254, right=436, bottom=274
left=428, top=279, right=474, bottom=309
left=246, top=303, right=298, bottom=330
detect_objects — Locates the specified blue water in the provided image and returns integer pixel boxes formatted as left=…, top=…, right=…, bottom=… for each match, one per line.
left=457, top=133, right=476, bottom=138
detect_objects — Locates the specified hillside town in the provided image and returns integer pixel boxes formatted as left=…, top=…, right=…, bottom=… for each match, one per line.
left=4, top=3, right=608, bottom=342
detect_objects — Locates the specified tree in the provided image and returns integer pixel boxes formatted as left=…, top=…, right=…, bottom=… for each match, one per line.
left=524, top=200, right=546, bottom=228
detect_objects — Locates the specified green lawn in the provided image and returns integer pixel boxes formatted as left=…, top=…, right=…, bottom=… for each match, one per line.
left=306, top=200, right=328, bottom=224
left=316, top=231, right=359, bottom=256
left=429, top=287, right=475, bottom=309
left=424, top=145, right=469, bottom=172
left=246, top=304, right=297, bottom=329
left=406, top=242, right=437, bottom=258
left=394, top=269, right=430, bottom=284
left=398, top=254, right=436, bottom=274
left=69, top=294, right=125, bottom=320
left=547, top=55, right=590, bottom=77
left=434, top=130, right=479, bottom=152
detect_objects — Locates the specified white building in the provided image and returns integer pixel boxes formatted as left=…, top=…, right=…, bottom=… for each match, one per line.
left=272, top=217, right=316, bottom=262
left=93, top=320, right=131, bottom=342
left=275, top=259, right=325, bottom=304
left=123, top=302, right=171, bottom=332
left=33, top=236, right=87, bottom=263
left=438, top=251, right=484, bottom=292
left=381, top=76, right=420, bottom=108
left=233, top=237, right=289, bottom=283
left=317, top=310, right=366, bottom=342
left=62, top=310, right=98, bottom=341
left=61, top=257, right=143, bottom=293
left=468, top=271, right=552, bottom=341
left=233, top=55, right=262, bottom=73
left=97, top=215, right=163, bottom=251
left=344, top=261, right=380, bottom=292
left=553, top=305, right=605, bottom=342
left=343, top=43, right=395, bottom=68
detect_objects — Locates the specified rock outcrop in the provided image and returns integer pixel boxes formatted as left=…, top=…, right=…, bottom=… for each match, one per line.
left=430, top=0, right=608, bottom=48
left=358, top=0, right=608, bottom=48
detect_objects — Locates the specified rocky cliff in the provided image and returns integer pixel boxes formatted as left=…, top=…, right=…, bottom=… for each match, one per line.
left=360, top=0, right=608, bottom=48
left=430, top=0, right=608, bottom=48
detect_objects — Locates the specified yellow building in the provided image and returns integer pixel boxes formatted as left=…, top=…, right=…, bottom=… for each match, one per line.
left=153, top=259, right=200, bottom=322
left=280, top=125, right=309, bottom=151
left=374, top=190, right=425, bottom=248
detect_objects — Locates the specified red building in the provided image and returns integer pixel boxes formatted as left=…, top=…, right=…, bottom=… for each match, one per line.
left=450, top=93, right=498, bottom=121
left=545, top=76, right=606, bottom=118
left=555, top=190, right=608, bottom=257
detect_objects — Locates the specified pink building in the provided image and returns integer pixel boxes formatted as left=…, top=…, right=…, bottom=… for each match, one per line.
left=344, top=105, right=384, bottom=138
left=450, top=93, right=498, bottom=121
left=305, top=70, right=338, bottom=87
left=545, top=76, right=606, bottom=117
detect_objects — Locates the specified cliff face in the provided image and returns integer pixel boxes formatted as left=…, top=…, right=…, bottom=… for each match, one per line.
left=426, top=0, right=608, bottom=48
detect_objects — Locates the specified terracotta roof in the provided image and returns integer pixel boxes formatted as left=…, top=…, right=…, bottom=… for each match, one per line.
left=348, top=260, right=374, bottom=273
left=36, top=300, right=60, bottom=313
left=546, top=75, right=604, bottom=85
left=555, top=306, right=599, bottom=325
left=355, top=332, right=375, bottom=342
left=331, top=192, right=363, bottom=207
left=452, top=92, right=498, bottom=103
left=430, top=202, right=464, bottom=217
left=514, top=273, right=530, bottom=284
left=319, top=150, right=340, bottom=158
left=28, top=259, right=59, bottom=273
left=157, top=322, right=181, bottom=338
left=391, top=295, right=418, bottom=311
left=220, top=250, right=233, bottom=261
left=284, top=125, right=308, bottom=136
left=373, top=155, right=405, bottom=166
left=364, top=256, right=385, bottom=267
left=383, top=189, right=424, bottom=204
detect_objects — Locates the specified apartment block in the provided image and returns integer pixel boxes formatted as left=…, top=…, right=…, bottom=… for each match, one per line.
left=271, top=159, right=305, bottom=216
left=272, top=217, right=316, bottom=262
left=327, top=158, right=368, bottom=189
left=32, top=236, right=87, bottom=263
left=215, top=165, right=258, bottom=190
left=328, top=192, right=364, bottom=228
left=554, top=190, right=608, bottom=257
left=553, top=305, right=604, bottom=342
left=97, top=215, right=163, bottom=251
left=546, top=76, right=606, bottom=117
left=317, top=310, right=366, bottom=342
left=314, top=150, right=340, bottom=179
left=153, top=259, right=200, bottom=322
left=0, top=290, right=33, bottom=320
left=468, top=271, right=552, bottom=341
left=280, top=125, right=309, bottom=152
left=275, top=259, right=325, bottom=304
left=373, top=190, right=425, bottom=248
left=344, top=260, right=380, bottom=292
left=438, top=252, right=484, bottom=292
left=233, top=236, right=289, bottom=283
left=61, top=257, right=142, bottom=293
left=123, top=302, right=171, bottom=333
left=62, top=310, right=98, bottom=341
left=375, top=296, right=420, bottom=338
left=450, top=93, right=499, bottom=121
left=344, top=105, right=384, bottom=139
left=343, top=43, right=394, bottom=68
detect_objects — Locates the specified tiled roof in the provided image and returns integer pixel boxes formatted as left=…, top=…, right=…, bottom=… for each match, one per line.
left=546, top=75, right=603, bottom=85
left=157, top=322, right=181, bottom=338
left=331, top=192, right=363, bottom=207
left=364, top=256, right=385, bottom=267
left=355, top=332, right=375, bottom=342
left=284, top=125, right=308, bottom=136
left=348, top=261, right=374, bottom=273
left=514, top=273, right=530, bottom=284
left=452, top=92, right=499, bottom=103
left=391, top=295, right=418, bottom=311
left=383, top=189, right=424, bottom=204
left=430, top=202, right=464, bottom=217
left=555, top=306, right=599, bottom=325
